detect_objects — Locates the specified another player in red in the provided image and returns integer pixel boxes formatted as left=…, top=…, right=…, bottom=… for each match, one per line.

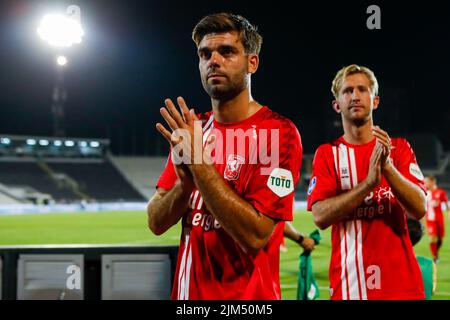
left=425, top=175, right=449, bottom=262
left=281, top=199, right=316, bottom=253
left=307, top=64, right=427, bottom=300
left=283, top=221, right=316, bottom=252
left=147, top=13, right=302, bottom=299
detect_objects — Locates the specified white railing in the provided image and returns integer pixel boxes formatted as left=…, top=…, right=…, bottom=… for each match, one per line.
left=0, top=201, right=308, bottom=215
left=0, top=201, right=147, bottom=215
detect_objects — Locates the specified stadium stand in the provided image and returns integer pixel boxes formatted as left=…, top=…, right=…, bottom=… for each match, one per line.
left=404, top=133, right=450, bottom=193
left=48, top=159, right=144, bottom=202
left=109, top=156, right=167, bottom=199
left=0, top=158, right=145, bottom=203
left=0, top=136, right=146, bottom=203
left=0, top=182, right=27, bottom=204
left=0, top=159, right=64, bottom=203
left=295, top=154, right=313, bottom=200
left=0, top=190, right=21, bottom=204
left=438, top=157, right=450, bottom=192
left=405, top=133, right=446, bottom=171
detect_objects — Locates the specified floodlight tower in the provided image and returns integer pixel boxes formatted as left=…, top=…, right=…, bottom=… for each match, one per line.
left=37, top=5, right=84, bottom=137
left=50, top=56, right=67, bottom=137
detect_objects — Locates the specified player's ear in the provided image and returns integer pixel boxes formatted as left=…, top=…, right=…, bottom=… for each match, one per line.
left=248, top=54, right=259, bottom=74
left=372, top=95, right=380, bottom=110
left=332, top=100, right=341, bottom=114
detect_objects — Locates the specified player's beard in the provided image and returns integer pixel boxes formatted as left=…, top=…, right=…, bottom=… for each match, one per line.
left=350, top=115, right=370, bottom=127
left=202, top=69, right=248, bottom=101
left=345, top=105, right=372, bottom=127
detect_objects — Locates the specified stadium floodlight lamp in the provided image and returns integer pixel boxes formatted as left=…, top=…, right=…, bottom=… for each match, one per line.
left=65, top=140, right=75, bottom=147
left=56, top=55, right=67, bottom=66
left=37, top=13, right=84, bottom=47
left=90, top=141, right=100, bottom=148
left=26, top=139, right=37, bottom=146
left=0, top=138, right=11, bottom=145
left=39, top=140, right=50, bottom=146
left=54, top=140, right=62, bottom=147
left=79, top=141, right=88, bottom=147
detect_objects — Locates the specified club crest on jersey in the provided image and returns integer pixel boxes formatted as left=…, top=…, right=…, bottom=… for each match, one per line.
left=224, top=154, right=245, bottom=181
left=409, top=163, right=424, bottom=181
left=307, top=176, right=316, bottom=195
left=267, top=168, right=294, bottom=197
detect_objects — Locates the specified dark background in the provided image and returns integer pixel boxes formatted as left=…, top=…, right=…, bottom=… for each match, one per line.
left=0, top=0, right=449, bottom=155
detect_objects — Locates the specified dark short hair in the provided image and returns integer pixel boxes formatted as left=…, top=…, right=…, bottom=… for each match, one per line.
left=407, top=217, right=423, bottom=246
left=192, top=13, right=263, bottom=55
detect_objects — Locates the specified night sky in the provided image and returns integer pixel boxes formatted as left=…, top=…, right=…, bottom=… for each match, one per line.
left=0, top=0, right=449, bottom=155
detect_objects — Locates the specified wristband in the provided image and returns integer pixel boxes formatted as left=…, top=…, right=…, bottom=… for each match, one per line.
left=297, top=234, right=304, bottom=244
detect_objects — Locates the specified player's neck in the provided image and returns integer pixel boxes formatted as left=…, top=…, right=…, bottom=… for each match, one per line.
left=211, top=89, right=261, bottom=123
left=342, top=120, right=374, bottom=145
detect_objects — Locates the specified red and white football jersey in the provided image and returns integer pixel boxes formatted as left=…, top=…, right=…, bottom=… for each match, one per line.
left=157, top=106, right=302, bottom=300
left=307, top=136, right=426, bottom=300
left=426, top=188, right=448, bottom=222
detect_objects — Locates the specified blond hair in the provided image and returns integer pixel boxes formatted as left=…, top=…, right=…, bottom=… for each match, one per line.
left=331, top=64, right=379, bottom=99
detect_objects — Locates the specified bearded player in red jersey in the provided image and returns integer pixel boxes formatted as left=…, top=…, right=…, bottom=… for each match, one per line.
left=425, top=175, right=449, bottom=262
left=307, top=64, right=427, bottom=300
left=147, top=13, right=302, bottom=300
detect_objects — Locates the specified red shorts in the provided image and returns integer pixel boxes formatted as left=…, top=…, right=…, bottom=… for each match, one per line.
left=426, top=219, right=445, bottom=238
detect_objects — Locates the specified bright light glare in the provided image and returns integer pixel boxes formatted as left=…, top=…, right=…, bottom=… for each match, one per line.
left=56, top=55, right=67, bottom=66
left=54, top=140, right=62, bottom=147
left=26, top=139, right=37, bottom=146
left=90, top=141, right=100, bottom=148
left=65, top=140, right=75, bottom=147
left=0, top=138, right=11, bottom=145
left=37, top=14, right=84, bottom=47
left=39, top=140, right=50, bottom=146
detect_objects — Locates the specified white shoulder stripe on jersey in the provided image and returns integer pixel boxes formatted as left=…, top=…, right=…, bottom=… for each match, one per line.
left=340, top=222, right=348, bottom=300
left=176, top=115, right=214, bottom=300
left=188, top=191, right=195, bottom=209
left=356, top=220, right=367, bottom=299
left=348, top=148, right=367, bottom=299
left=196, top=196, right=203, bottom=210
left=203, top=115, right=214, bottom=133
left=192, top=191, right=200, bottom=210
left=338, top=144, right=351, bottom=190
left=337, top=146, right=367, bottom=300
left=346, top=220, right=359, bottom=299
left=348, top=147, right=358, bottom=187
left=178, top=232, right=190, bottom=300
left=203, top=122, right=214, bottom=147
left=184, top=244, right=193, bottom=300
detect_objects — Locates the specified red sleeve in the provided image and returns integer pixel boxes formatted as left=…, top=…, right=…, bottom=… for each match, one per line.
left=393, top=139, right=426, bottom=194
left=306, top=145, right=338, bottom=211
left=440, top=190, right=448, bottom=203
left=243, top=121, right=302, bottom=221
left=156, top=153, right=178, bottom=190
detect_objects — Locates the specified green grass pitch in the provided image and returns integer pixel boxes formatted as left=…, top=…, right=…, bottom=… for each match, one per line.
left=0, top=210, right=448, bottom=300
